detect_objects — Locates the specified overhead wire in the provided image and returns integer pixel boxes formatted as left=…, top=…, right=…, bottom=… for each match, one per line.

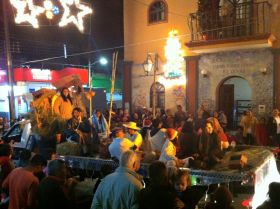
left=21, top=18, right=261, bottom=65
left=4, top=0, right=265, bottom=66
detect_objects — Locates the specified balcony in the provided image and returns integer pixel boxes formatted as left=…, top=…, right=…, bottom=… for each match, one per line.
left=187, top=1, right=272, bottom=52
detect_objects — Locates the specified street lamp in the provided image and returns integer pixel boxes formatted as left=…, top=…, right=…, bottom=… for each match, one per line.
left=88, top=57, right=108, bottom=86
left=142, top=53, right=158, bottom=119
left=88, top=57, right=108, bottom=119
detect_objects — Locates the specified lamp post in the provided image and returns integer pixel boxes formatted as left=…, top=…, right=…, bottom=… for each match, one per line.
left=88, top=57, right=108, bottom=118
left=142, top=53, right=158, bottom=119
left=3, top=0, right=15, bottom=121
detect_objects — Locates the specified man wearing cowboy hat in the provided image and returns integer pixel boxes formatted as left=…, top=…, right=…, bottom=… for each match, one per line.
left=123, top=122, right=143, bottom=151
left=109, top=128, right=134, bottom=161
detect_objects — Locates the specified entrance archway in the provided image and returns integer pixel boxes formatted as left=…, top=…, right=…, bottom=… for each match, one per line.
left=217, top=76, right=252, bottom=128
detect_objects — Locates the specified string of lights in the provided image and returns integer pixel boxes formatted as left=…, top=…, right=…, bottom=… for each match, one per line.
left=9, top=0, right=92, bottom=32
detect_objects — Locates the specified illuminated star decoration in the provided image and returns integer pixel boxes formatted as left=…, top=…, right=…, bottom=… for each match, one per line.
left=10, top=0, right=45, bottom=28
left=58, top=0, right=92, bottom=32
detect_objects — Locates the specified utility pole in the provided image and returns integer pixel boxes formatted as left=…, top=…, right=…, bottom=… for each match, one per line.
left=152, top=53, right=158, bottom=119
left=3, top=0, right=15, bottom=121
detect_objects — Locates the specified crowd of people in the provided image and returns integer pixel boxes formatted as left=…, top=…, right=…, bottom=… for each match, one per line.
left=1, top=86, right=280, bottom=209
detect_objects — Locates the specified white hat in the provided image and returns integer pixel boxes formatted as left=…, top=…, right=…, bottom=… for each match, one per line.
left=123, top=122, right=140, bottom=130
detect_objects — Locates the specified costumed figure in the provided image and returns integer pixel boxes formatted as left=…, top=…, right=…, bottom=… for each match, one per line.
left=123, top=122, right=143, bottom=151
left=53, top=87, right=73, bottom=121
left=92, top=109, right=109, bottom=138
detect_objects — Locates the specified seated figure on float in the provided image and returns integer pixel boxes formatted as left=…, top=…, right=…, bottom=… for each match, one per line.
left=108, top=127, right=134, bottom=161
left=159, top=128, right=193, bottom=167
left=197, top=121, right=224, bottom=168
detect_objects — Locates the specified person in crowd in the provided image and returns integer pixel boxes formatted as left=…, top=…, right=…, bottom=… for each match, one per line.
left=240, top=110, right=258, bottom=145
left=71, top=85, right=87, bottom=118
left=255, top=117, right=269, bottom=146
left=91, top=150, right=143, bottom=209
left=159, top=128, right=192, bottom=167
left=196, top=104, right=211, bottom=130
left=38, top=159, right=74, bottom=209
left=207, top=117, right=229, bottom=150
left=177, top=121, right=199, bottom=159
left=122, top=109, right=131, bottom=123
left=92, top=109, right=109, bottom=137
left=0, top=117, right=5, bottom=136
left=174, top=105, right=187, bottom=128
left=123, top=122, right=143, bottom=151
left=218, top=111, right=228, bottom=130
left=165, top=109, right=175, bottom=128
left=18, top=149, right=32, bottom=167
left=139, top=161, right=180, bottom=209
left=159, top=128, right=179, bottom=166
left=131, top=112, right=142, bottom=128
left=0, top=144, right=14, bottom=188
left=267, top=109, right=280, bottom=147
left=65, top=107, right=92, bottom=155
left=53, top=87, right=73, bottom=120
left=205, top=185, right=235, bottom=209
left=213, top=111, right=219, bottom=119
left=170, top=169, right=207, bottom=209
left=257, top=182, right=280, bottom=209
left=65, top=107, right=91, bottom=143
left=109, top=128, right=134, bottom=161
left=198, top=121, right=223, bottom=168
left=2, top=154, right=46, bottom=209
left=149, top=119, right=166, bottom=155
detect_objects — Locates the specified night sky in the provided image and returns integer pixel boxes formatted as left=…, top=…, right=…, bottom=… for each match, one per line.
left=0, top=0, right=124, bottom=73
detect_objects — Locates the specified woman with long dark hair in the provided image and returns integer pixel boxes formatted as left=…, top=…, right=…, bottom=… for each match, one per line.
left=53, top=87, right=73, bottom=120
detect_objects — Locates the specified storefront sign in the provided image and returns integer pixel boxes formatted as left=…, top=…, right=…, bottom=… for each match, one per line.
left=31, top=69, right=52, bottom=81
left=14, top=67, right=88, bottom=84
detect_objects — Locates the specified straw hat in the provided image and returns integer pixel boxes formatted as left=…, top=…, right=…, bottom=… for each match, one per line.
left=123, top=122, right=140, bottom=130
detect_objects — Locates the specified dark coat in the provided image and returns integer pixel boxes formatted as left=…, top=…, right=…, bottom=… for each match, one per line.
left=178, top=132, right=199, bottom=158
left=267, top=117, right=278, bottom=136
left=139, top=185, right=177, bottom=209
left=198, top=131, right=222, bottom=166
left=38, top=176, right=74, bottom=209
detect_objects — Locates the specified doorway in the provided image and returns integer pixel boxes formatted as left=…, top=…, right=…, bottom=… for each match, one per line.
left=218, top=77, right=252, bottom=129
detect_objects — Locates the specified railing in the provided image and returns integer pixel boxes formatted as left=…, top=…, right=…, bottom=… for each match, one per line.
left=188, top=1, right=271, bottom=42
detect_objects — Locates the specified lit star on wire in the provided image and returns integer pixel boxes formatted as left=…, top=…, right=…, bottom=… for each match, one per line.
left=58, top=0, right=92, bottom=32
left=10, top=0, right=45, bottom=28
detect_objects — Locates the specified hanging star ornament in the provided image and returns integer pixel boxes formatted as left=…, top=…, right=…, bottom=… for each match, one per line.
left=58, top=0, right=92, bottom=32
left=10, top=0, right=45, bottom=28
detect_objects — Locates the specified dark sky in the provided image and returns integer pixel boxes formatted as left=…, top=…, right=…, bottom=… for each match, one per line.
left=0, top=0, right=124, bottom=72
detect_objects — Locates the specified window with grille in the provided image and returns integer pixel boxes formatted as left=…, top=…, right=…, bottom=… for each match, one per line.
left=150, top=82, right=165, bottom=110
left=148, top=1, right=167, bottom=24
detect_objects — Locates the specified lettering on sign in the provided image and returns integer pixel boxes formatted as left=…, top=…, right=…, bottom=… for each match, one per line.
left=31, top=69, right=52, bottom=80
left=0, top=70, right=6, bottom=82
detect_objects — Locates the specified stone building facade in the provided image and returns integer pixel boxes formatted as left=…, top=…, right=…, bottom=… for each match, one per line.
left=198, top=49, right=274, bottom=115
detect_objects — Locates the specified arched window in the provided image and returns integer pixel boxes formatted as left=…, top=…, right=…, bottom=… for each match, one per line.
left=150, top=82, right=165, bottom=109
left=148, top=1, right=168, bottom=24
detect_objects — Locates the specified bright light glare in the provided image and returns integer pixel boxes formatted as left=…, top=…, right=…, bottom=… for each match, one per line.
left=99, top=57, right=108, bottom=65
left=43, top=0, right=53, bottom=10
left=251, top=154, right=280, bottom=209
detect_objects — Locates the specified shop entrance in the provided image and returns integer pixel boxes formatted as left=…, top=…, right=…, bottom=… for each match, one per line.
left=218, top=76, right=252, bottom=129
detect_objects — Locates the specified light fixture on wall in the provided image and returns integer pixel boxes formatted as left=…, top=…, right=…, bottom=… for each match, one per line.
left=142, top=53, right=158, bottom=119
left=201, top=69, right=208, bottom=77
left=260, top=67, right=267, bottom=75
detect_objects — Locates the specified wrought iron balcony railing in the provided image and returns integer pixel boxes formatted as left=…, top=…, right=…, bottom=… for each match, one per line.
left=188, top=1, right=271, bottom=42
